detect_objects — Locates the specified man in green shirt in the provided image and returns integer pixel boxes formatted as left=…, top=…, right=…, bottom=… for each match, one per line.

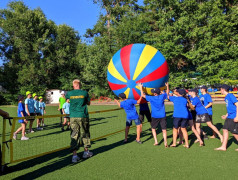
left=58, top=91, right=66, bottom=125
left=66, top=79, right=93, bottom=163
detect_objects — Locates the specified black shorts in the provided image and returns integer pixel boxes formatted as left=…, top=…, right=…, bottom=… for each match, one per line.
left=196, top=113, right=211, bottom=123
left=223, top=118, right=238, bottom=134
left=173, top=118, right=188, bottom=129
left=139, top=110, right=151, bottom=123
left=151, top=117, right=167, bottom=130
left=209, top=115, right=213, bottom=121
left=27, top=113, right=36, bottom=121
left=191, top=110, right=196, bottom=121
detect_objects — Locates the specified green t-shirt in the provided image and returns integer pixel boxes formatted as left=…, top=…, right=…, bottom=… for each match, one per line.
left=59, top=97, right=66, bottom=109
left=66, top=89, right=90, bottom=118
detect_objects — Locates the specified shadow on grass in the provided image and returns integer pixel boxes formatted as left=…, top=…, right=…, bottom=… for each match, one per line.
left=3, top=137, right=126, bottom=179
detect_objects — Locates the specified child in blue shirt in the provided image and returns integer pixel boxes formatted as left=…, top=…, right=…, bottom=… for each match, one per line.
left=200, top=85, right=216, bottom=138
left=13, top=95, right=29, bottom=140
left=139, top=83, right=168, bottom=147
left=33, top=93, right=42, bottom=131
left=62, top=98, right=70, bottom=131
left=25, top=91, right=35, bottom=133
left=39, top=96, right=46, bottom=127
left=139, top=99, right=151, bottom=131
left=167, top=86, right=190, bottom=148
left=114, top=90, right=143, bottom=144
left=215, top=84, right=238, bottom=151
left=190, top=88, right=223, bottom=143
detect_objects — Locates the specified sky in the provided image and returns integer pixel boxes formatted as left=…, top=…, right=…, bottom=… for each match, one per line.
left=0, top=0, right=144, bottom=66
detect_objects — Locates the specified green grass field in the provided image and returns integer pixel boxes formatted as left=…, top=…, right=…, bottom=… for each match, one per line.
left=0, top=104, right=237, bottom=180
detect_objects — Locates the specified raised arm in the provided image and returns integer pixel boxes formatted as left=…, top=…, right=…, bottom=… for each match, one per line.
left=138, top=83, right=146, bottom=98
left=114, top=99, right=121, bottom=108
left=165, top=82, right=170, bottom=100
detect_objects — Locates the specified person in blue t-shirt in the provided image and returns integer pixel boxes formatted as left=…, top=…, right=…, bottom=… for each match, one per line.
left=139, top=99, right=151, bottom=131
left=25, top=91, right=35, bottom=133
left=190, top=88, right=223, bottom=143
left=114, top=90, right=143, bottom=144
left=13, top=95, right=29, bottom=140
left=39, top=96, right=46, bottom=127
left=215, top=85, right=238, bottom=151
left=168, top=87, right=190, bottom=148
left=139, top=83, right=168, bottom=147
left=62, top=98, right=71, bottom=131
left=33, top=93, right=42, bottom=131
left=200, top=85, right=216, bottom=138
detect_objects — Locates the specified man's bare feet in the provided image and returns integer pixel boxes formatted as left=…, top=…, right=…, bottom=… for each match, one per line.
left=235, top=149, right=238, bottom=152
left=214, top=147, right=226, bottom=151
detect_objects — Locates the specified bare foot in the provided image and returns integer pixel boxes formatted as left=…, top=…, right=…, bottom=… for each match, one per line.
left=214, top=147, right=226, bottom=151
left=183, top=145, right=189, bottom=149
left=194, top=139, right=199, bottom=143
left=199, top=141, right=204, bottom=147
left=170, top=144, right=176, bottom=147
left=153, top=143, right=158, bottom=146
left=235, top=149, right=238, bottom=152
left=164, top=144, right=168, bottom=148
left=210, top=135, right=216, bottom=139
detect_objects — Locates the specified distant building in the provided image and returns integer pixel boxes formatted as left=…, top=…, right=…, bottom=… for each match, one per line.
left=45, top=89, right=67, bottom=104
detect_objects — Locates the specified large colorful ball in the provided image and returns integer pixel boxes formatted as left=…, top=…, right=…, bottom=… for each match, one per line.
left=107, top=44, right=169, bottom=100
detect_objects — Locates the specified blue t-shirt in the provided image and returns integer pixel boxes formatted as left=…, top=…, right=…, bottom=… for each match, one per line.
left=145, top=94, right=167, bottom=118
left=39, top=102, right=46, bottom=115
left=25, top=98, right=35, bottom=113
left=191, top=96, right=208, bottom=115
left=169, top=96, right=188, bottom=119
left=225, top=93, right=238, bottom=119
left=139, top=102, right=150, bottom=111
left=34, top=99, right=40, bottom=113
left=62, top=102, right=70, bottom=114
left=120, top=99, right=139, bottom=120
left=18, top=102, right=27, bottom=117
left=200, top=93, right=213, bottom=115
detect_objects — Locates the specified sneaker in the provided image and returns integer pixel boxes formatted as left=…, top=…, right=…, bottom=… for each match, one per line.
left=42, top=124, right=45, bottom=127
left=21, top=136, right=29, bottom=140
left=28, top=130, right=35, bottom=133
left=13, top=133, right=17, bottom=140
left=66, top=127, right=70, bottom=131
left=72, top=155, right=80, bottom=163
left=82, top=151, right=93, bottom=159
left=135, top=140, right=142, bottom=144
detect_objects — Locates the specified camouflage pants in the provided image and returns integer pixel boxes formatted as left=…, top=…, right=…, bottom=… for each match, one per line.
left=70, top=117, right=91, bottom=152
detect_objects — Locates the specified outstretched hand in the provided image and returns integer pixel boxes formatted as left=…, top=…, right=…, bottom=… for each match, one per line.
left=137, top=82, right=143, bottom=89
left=165, top=82, right=169, bottom=87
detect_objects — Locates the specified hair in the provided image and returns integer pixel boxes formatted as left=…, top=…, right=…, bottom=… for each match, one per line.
left=73, top=79, right=80, bottom=86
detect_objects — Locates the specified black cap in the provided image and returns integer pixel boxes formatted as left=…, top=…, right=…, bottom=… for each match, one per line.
left=18, top=95, right=24, bottom=101
left=151, top=88, right=161, bottom=94
left=190, top=88, right=198, bottom=94
left=119, top=93, right=126, bottom=99
left=177, top=89, right=186, bottom=96
left=201, top=85, right=207, bottom=90
left=220, top=84, right=230, bottom=91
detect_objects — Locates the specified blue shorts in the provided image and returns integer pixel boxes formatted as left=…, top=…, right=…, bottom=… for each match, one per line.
left=18, top=119, right=24, bottom=123
left=173, top=118, right=188, bottom=129
left=126, top=119, right=141, bottom=126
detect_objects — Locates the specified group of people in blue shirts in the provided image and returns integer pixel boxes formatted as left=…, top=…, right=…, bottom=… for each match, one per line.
left=13, top=91, right=46, bottom=140
left=115, top=83, right=238, bottom=151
